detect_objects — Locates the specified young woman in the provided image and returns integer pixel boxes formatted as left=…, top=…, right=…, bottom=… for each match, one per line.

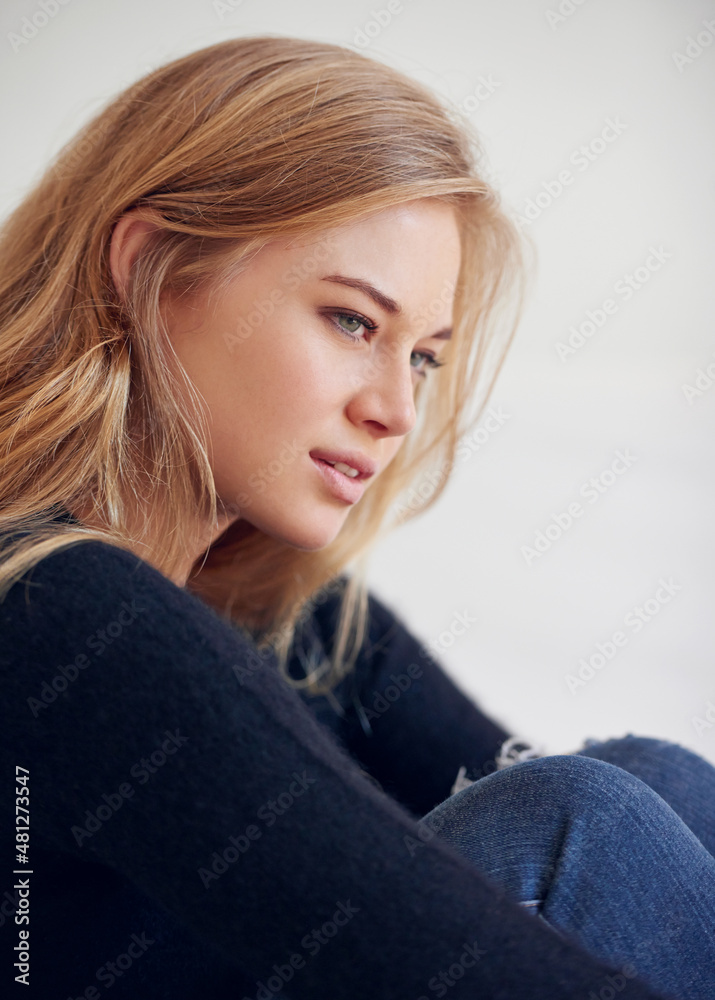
left=1, top=35, right=713, bottom=1000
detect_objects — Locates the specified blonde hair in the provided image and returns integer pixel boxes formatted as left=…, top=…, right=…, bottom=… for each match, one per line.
left=0, top=35, right=523, bottom=696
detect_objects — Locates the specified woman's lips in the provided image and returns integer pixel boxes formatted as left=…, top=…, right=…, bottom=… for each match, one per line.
left=310, top=456, right=367, bottom=504
left=308, top=448, right=376, bottom=479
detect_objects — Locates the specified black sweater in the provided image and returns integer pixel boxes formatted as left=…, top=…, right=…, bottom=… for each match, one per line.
left=0, top=524, right=673, bottom=999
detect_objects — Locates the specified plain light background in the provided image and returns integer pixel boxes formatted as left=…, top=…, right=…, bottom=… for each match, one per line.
left=1, top=0, right=713, bottom=762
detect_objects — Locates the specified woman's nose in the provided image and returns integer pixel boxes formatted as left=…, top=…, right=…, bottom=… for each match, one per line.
left=346, top=347, right=419, bottom=439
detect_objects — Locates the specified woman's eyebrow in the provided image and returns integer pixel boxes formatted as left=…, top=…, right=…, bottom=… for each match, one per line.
left=321, top=274, right=401, bottom=315
left=320, top=273, right=452, bottom=339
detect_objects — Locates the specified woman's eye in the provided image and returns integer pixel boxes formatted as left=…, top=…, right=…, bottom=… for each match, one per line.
left=328, top=310, right=446, bottom=378
left=335, top=313, right=366, bottom=336
left=410, top=351, right=446, bottom=377
left=326, top=309, right=378, bottom=342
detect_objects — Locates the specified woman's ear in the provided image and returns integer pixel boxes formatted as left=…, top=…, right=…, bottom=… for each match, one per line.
left=109, top=209, right=162, bottom=302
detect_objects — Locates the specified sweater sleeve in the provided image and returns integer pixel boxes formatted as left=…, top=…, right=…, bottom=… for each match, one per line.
left=0, top=539, right=672, bottom=1000
left=304, top=581, right=512, bottom=817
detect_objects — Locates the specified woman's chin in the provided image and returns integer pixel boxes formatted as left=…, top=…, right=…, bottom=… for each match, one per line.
left=259, top=513, right=347, bottom=551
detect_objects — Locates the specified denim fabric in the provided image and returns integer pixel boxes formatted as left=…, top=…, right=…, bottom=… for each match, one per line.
left=420, top=735, right=715, bottom=1000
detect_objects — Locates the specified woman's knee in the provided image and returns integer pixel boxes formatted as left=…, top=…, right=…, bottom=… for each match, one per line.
left=574, top=733, right=697, bottom=776
left=433, top=753, right=649, bottom=835
left=422, top=755, right=655, bottom=902
left=505, top=752, right=651, bottom=815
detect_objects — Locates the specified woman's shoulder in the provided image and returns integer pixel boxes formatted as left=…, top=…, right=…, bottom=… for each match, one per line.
left=2, top=505, right=217, bottom=611
left=1, top=529, right=192, bottom=624
left=0, top=508, right=156, bottom=594
left=0, top=519, right=262, bottom=702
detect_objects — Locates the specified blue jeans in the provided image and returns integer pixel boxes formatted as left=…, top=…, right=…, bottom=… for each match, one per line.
left=420, top=735, right=715, bottom=1000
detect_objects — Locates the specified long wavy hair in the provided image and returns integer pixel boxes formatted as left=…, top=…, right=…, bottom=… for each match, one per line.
left=0, top=35, right=523, bottom=696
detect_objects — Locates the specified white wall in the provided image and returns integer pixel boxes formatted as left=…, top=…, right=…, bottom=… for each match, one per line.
left=2, top=0, right=714, bottom=762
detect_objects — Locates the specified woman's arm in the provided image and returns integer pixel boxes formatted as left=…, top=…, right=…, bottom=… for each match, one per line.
left=0, top=541, right=670, bottom=1000
left=304, top=581, right=512, bottom=816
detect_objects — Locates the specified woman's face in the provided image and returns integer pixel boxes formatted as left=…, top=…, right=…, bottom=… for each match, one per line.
left=162, top=199, right=462, bottom=550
